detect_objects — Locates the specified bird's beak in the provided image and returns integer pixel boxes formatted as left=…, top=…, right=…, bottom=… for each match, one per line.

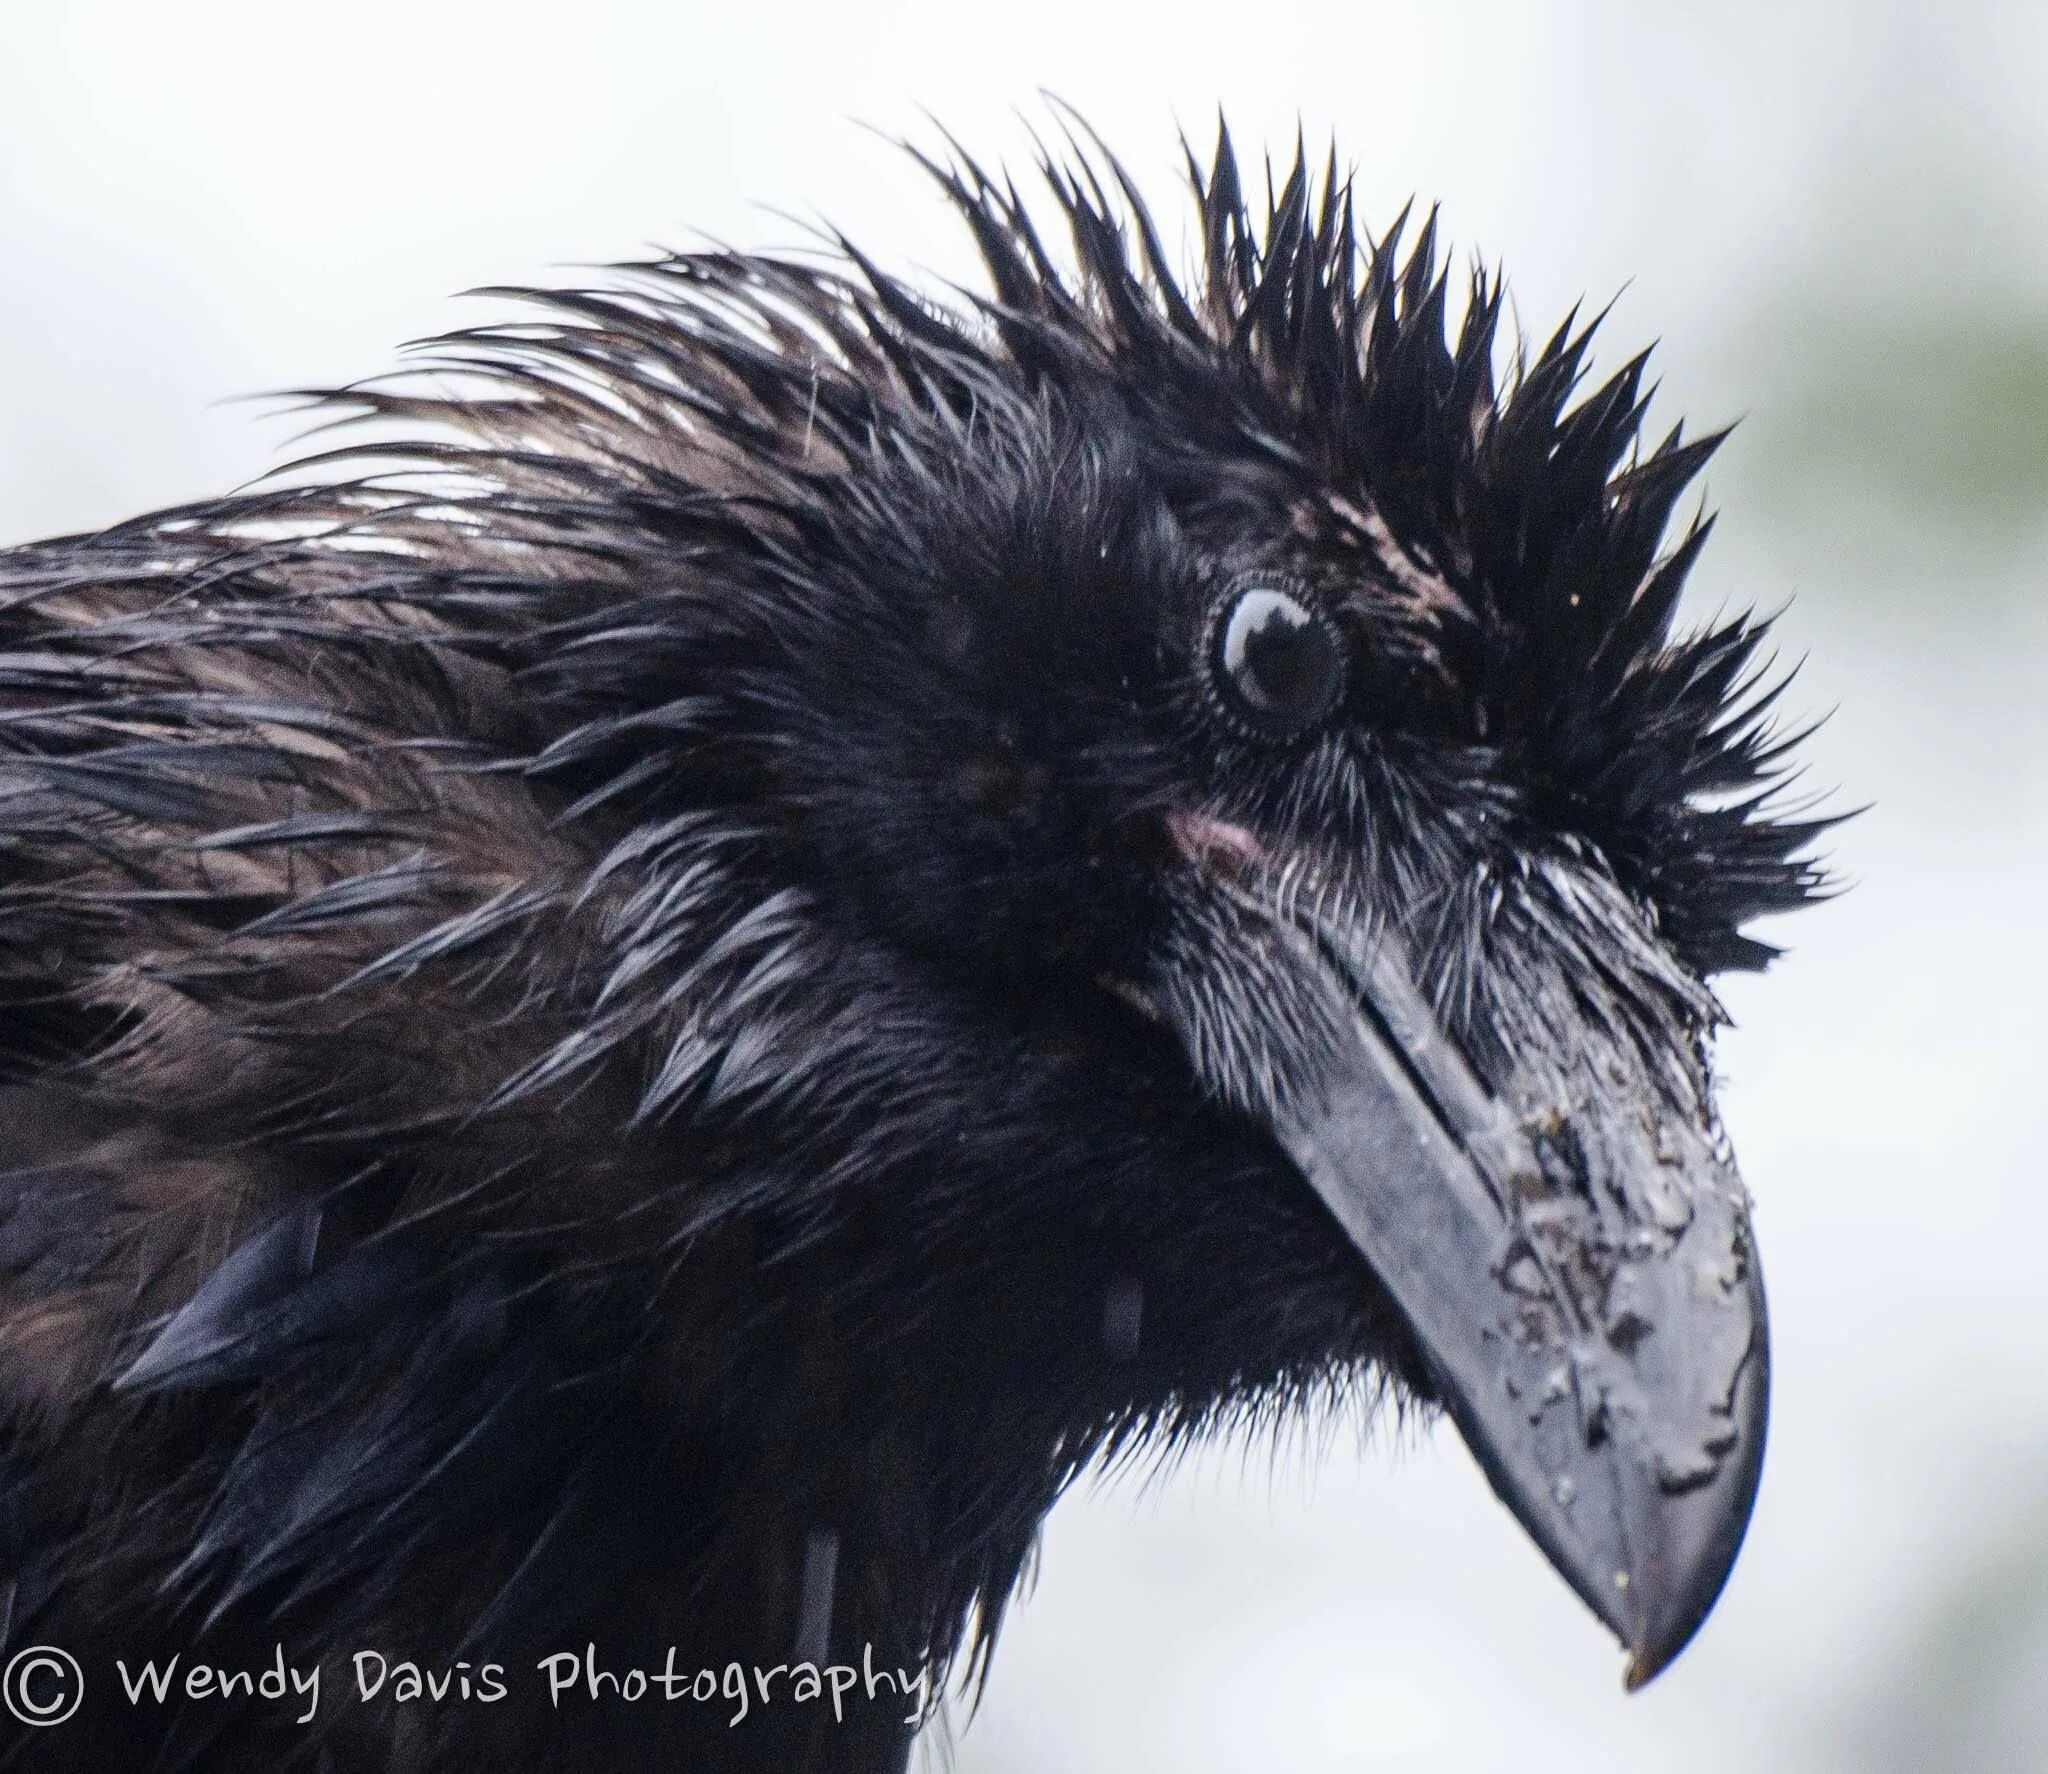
left=1148, top=819, right=1768, bottom=1687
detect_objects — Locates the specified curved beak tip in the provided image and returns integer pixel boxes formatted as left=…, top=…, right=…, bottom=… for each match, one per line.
left=1384, top=1152, right=1771, bottom=1697
left=1602, top=1282, right=1772, bottom=1692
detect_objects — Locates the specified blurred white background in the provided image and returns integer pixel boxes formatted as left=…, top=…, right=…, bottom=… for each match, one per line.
left=2, top=2, right=2044, bottom=1768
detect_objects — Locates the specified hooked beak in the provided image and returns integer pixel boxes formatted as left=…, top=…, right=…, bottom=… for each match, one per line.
left=1149, top=816, right=1768, bottom=1688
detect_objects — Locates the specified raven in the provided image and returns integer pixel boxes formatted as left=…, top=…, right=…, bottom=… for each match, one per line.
left=0, top=120, right=1824, bottom=1772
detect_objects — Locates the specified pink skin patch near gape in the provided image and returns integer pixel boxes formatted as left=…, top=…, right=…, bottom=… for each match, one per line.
left=1163, top=809, right=1266, bottom=873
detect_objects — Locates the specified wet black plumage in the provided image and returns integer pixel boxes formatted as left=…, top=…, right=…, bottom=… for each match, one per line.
left=0, top=118, right=1823, bottom=1772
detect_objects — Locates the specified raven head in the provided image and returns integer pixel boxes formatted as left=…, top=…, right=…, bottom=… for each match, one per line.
left=302, top=121, right=1827, bottom=1703
left=663, top=128, right=1830, bottom=1689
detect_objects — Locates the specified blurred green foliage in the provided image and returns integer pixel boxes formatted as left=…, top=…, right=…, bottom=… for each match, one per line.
left=1738, top=300, right=2048, bottom=564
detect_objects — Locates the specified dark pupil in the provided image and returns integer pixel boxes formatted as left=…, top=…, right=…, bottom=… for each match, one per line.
left=1221, top=588, right=1341, bottom=726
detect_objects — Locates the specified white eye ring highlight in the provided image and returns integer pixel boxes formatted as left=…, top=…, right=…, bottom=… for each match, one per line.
left=1208, top=581, right=1347, bottom=739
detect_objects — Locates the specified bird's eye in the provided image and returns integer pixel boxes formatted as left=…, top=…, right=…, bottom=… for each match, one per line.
left=1208, top=582, right=1347, bottom=739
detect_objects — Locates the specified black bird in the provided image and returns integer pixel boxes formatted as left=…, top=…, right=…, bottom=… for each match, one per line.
left=0, top=119, right=1824, bottom=1772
